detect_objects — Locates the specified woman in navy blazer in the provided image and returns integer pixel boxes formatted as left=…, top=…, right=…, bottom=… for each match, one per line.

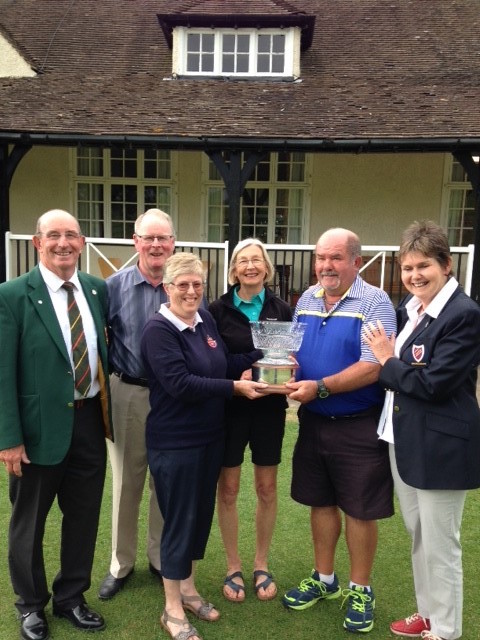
left=363, top=221, right=480, bottom=640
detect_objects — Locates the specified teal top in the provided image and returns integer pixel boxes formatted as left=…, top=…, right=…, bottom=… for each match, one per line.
left=233, top=286, right=265, bottom=322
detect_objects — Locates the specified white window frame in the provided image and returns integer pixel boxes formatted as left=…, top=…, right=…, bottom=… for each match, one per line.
left=203, top=152, right=311, bottom=243
left=441, top=154, right=477, bottom=246
left=173, top=26, right=298, bottom=78
left=70, top=148, right=178, bottom=238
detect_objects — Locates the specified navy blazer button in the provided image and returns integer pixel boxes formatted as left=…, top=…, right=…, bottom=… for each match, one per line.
left=68, top=402, right=74, bottom=408
left=394, top=405, right=400, bottom=412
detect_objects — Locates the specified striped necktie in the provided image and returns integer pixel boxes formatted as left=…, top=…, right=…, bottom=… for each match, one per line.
left=62, top=281, right=92, bottom=397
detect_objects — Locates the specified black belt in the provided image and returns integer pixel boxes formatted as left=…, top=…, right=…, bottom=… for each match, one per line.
left=324, top=406, right=381, bottom=421
left=74, top=395, right=99, bottom=410
left=114, top=371, right=149, bottom=388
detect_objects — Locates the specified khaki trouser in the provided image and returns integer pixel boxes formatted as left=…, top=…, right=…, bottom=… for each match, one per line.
left=107, top=373, right=163, bottom=578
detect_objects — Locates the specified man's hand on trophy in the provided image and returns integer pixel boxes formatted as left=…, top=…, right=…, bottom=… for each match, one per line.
left=284, top=379, right=317, bottom=403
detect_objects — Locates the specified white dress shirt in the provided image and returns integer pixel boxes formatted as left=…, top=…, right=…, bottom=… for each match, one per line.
left=39, top=263, right=100, bottom=399
left=378, top=277, right=459, bottom=443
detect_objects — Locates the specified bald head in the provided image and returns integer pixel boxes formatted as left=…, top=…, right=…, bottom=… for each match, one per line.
left=318, top=228, right=361, bottom=260
left=314, top=228, right=362, bottom=296
left=36, top=209, right=80, bottom=236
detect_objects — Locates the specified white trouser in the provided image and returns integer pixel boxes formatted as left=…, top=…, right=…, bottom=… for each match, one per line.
left=107, top=374, right=163, bottom=578
left=390, top=445, right=466, bottom=640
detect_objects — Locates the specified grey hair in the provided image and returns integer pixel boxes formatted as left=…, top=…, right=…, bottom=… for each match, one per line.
left=135, top=208, right=176, bottom=237
left=228, top=237, right=274, bottom=286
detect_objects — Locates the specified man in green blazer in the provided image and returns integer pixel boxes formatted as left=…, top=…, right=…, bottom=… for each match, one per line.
left=0, top=210, right=113, bottom=640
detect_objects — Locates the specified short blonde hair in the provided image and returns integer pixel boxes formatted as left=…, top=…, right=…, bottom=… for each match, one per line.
left=228, top=238, right=274, bottom=286
left=163, top=252, right=205, bottom=284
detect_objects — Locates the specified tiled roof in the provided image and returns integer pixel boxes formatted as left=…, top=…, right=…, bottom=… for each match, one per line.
left=0, top=0, right=479, bottom=148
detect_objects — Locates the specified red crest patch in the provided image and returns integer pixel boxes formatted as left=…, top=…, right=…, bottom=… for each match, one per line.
left=206, top=335, right=217, bottom=349
left=412, top=344, right=425, bottom=363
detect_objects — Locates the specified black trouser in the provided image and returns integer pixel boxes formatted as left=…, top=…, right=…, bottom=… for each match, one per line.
left=9, top=398, right=106, bottom=613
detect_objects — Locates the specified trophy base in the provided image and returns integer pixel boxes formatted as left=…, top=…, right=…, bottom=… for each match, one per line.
left=252, top=361, right=298, bottom=394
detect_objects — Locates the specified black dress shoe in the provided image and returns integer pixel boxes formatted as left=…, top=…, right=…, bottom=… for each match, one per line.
left=20, top=610, right=50, bottom=640
left=53, top=603, right=105, bottom=631
left=98, top=569, right=133, bottom=600
left=148, top=563, right=163, bottom=581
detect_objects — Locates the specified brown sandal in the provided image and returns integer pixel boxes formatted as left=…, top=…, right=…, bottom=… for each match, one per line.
left=160, top=609, right=201, bottom=640
left=181, top=595, right=220, bottom=622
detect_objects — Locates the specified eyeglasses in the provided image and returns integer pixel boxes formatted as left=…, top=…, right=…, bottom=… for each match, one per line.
left=136, top=234, right=174, bottom=245
left=37, top=231, right=83, bottom=241
left=236, top=257, right=264, bottom=268
left=167, top=281, right=205, bottom=292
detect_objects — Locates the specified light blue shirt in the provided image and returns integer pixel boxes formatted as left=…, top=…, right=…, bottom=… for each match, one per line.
left=107, top=265, right=168, bottom=378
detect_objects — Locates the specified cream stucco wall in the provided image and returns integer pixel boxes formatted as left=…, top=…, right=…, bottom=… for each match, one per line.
left=10, top=147, right=72, bottom=233
left=0, top=34, right=36, bottom=77
left=309, top=153, right=445, bottom=246
left=8, top=146, right=447, bottom=246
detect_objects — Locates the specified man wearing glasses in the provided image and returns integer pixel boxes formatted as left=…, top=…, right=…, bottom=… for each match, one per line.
left=98, top=208, right=175, bottom=600
left=0, top=210, right=112, bottom=640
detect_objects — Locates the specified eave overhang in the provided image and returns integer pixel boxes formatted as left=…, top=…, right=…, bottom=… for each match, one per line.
left=1, top=132, right=480, bottom=155
left=157, top=12, right=316, bottom=50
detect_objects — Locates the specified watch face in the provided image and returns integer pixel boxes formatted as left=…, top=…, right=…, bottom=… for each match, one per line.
left=317, top=380, right=329, bottom=399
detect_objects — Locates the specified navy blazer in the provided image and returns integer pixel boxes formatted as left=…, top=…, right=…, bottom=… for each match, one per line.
left=379, top=285, right=480, bottom=490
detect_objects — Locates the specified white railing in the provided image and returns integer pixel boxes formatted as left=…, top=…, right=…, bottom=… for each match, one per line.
left=4, top=233, right=475, bottom=301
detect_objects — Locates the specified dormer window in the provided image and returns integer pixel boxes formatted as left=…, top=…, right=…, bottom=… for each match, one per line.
left=158, top=7, right=315, bottom=81
left=176, top=27, right=296, bottom=78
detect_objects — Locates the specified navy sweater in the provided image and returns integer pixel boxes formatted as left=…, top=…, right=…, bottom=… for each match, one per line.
left=141, top=308, right=262, bottom=450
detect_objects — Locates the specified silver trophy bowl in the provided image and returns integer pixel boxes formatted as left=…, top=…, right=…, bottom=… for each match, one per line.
left=250, top=321, right=307, bottom=390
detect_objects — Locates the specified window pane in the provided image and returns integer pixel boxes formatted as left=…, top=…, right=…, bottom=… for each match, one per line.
left=277, top=152, right=305, bottom=182
left=111, top=149, right=137, bottom=178
left=257, top=54, right=269, bottom=73
left=237, top=54, right=249, bottom=73
left=187, top=33, right=200, bottom=50
left=144, top=149, right=171, bottom=180
left=238, top=35, right=249, bottom=53
left=203, top=34, right=214, bottom=51
left=272, top=35, right=285, bottom=53
left=187, top=53, right=200, bottom=71
left=144, top=185, right=171, bottom=211
left=203, top=53, right=214, bottom=72
left=258, top=34, right=270, bottom=53
left=223, top=34, right=235, bottom=52
left=222, top=54, right=234, bottom=73
left=77, top=148, right=103, bottom=176
left=272, top=55, right=284, bottom=73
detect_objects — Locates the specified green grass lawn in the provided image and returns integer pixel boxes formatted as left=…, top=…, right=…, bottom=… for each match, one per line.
left=1, top=410, right=479, bottom=639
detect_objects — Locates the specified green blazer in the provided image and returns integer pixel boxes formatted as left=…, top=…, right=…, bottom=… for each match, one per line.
left=0, top=266, right=113, bottom=465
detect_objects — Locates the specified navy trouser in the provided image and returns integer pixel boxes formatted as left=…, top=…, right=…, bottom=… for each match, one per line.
left=148, top=437, right=224, bottom=580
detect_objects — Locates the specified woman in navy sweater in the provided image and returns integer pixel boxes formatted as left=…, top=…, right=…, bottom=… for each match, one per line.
left=141, top=252, right=265, bottom=640
left=209, top=239, right=292, bottom=603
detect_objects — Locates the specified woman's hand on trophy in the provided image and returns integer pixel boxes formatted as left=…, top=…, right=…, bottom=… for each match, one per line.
left=285, top=379, right=317, bottom=403
left=239, top=368, right=253, bottom=381
left=233, top=379, right=268, bottom=399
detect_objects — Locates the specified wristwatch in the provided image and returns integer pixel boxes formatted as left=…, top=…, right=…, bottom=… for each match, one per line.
left=316, top=379, right=330, bottom=399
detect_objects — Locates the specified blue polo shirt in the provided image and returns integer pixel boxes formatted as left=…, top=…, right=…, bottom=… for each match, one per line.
left=293, top=276, right=396, bottom=416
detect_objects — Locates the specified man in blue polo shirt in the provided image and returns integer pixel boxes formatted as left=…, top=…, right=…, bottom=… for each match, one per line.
left=283, top=228, right=396, bottom=634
